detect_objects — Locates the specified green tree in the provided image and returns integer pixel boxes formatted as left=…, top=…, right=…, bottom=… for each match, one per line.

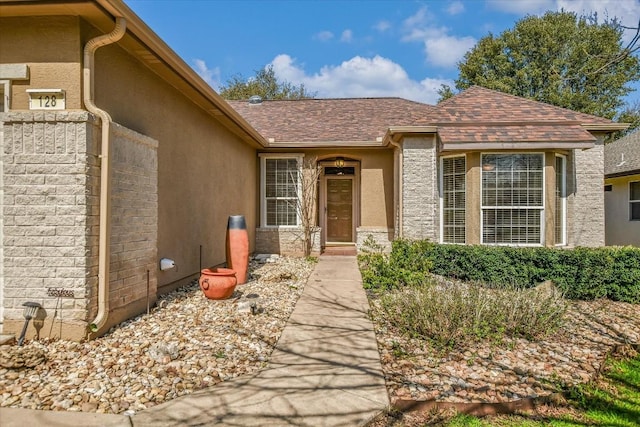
left=455, top=11, right=640, bottom=119
left=609, top=101, right=640, bottom=141
left=437, top=84, right=456, bottom=103
left=219, top=65, right=315, bottom=100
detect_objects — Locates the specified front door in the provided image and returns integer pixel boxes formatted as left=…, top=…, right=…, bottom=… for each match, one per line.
left=326, top=177, right=353, bottom=242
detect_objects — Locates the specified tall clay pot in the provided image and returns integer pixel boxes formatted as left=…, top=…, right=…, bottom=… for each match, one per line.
left=226, top=215, right=249, bottom=284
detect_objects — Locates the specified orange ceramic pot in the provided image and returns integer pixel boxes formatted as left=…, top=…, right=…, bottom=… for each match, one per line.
left=199, top=268, right=237, bottom=300
left=226, top=215, right=249, bottom=285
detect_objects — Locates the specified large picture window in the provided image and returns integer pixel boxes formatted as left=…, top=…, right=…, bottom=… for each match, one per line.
left=481, top=153, right=544, bottom=245
left=441, top=156, right=466, bottom=243
left=631, top=181, right=640, bottom=221
left=262, top=156, right=300, bottom=227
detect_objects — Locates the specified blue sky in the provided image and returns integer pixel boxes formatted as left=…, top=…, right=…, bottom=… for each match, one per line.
left=125, top=0, right=640, bottom=107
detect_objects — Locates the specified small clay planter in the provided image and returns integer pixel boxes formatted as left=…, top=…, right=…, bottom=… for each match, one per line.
left=199, top=268, right=237, bottom=300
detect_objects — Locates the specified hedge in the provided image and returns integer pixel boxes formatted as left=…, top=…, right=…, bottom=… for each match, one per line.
left=360, top=239, right=640, bottom=303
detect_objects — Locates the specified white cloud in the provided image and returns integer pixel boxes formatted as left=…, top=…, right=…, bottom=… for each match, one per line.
left=269, top=54, right=452, bottom=104
left=314, top=31, right=334, bottom=41
left=556, top=0, right=640, bottom=44
left=341, top=29, right=353, bottom=43
left=424, top=32, right=477, bottom=68
left=486, top=0, right=554, bottom=14
left=374, top=20, right=391, bottom=32
left=402, top=7, right=476, bottom=68
left=193, top=59, right=221, bottom=90
left=446, top=1, right=465, bottom=15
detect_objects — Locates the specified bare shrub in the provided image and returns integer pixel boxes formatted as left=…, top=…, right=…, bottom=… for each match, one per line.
left=375, top=278, right=568, bottom=349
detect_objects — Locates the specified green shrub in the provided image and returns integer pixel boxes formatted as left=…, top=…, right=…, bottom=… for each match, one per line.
left=375, top=279, right=567, bottom=349
left=359, top=240, right=640, bottom=303
left=423, top=243, right=640, bottom=303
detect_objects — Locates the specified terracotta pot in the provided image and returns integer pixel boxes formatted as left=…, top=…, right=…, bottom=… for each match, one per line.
left=226, top=215, right=249, bottom=285
left=199, top=268, right=237, bottom=300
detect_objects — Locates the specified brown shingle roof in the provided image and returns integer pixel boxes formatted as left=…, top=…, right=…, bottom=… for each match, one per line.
left=433, top=86, right=609, bottom=145
left=605, top=130, right=640, bottom=176
left=228, top=97, right=435, bottom=143
left=227, top=86, right=616, bottom=147
left=438, top=124, right=595, bottom=144
left=433, top=86, right=612, bottom=124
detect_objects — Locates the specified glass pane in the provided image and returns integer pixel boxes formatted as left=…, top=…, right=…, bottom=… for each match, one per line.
left=631, top=202, right=640, bottom=220
left=631, top=182, right=640, bottom=201
left=483, top=208, right=541, bottom=244
left=442, top=157, right=465, bottom=243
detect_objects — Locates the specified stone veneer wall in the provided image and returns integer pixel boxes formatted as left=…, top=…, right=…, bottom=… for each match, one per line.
left=0, top=112, right=158, bottom=340
left=255, top=227, right=321, bottom=256
left=568, top=140, right=605, bottom=247
left=1, top=111, right=98, bottom=339
left=103, top=123, right=158, bottom=329
left=400, top=136, right=438, bottom=241
left=356, top=227, right=394, bottom=253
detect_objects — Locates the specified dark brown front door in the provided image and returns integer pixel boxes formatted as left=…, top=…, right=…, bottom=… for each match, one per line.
left=326, top=178, right=353, bottom=242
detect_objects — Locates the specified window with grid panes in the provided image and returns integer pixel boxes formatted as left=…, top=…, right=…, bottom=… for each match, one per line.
left=555, top=155, right=566, bottom=245
left=442, top=156, right=466, bottom=243
left=265, top=158, right=299, bottom=226
left=631, top=181, right=640, bottom=221
left=481, top=154, right=544, bottom=245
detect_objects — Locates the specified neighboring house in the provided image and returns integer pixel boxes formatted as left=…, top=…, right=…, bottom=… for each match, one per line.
left=604, top=131, right=640, bottom=246
left=0, top=0, right=626, bottom=341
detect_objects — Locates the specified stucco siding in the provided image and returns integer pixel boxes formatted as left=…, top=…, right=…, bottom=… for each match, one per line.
left=88, top=29, right=258, bottom=289
left=605, top=174, right=640, bottom=246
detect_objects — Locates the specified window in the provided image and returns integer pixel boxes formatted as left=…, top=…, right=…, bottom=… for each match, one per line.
left=481, top=153, right=544, bottom=245
left=631, top=181, right=640, bottom=221
left=261, top=155, right=301, bottom=227
left=555, top=155, right=566, bottom=245
left=0, top=81, right=8, bottom=112
left=441, top=156, right=466, bottom=243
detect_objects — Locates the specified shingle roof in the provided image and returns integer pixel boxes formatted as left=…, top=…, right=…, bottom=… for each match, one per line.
left=228, top=98, right=435, bottom=143
left=605, top=130, right=640, bottom=177
left=433, top=86, right=608, bottom=145
left=433, top=86, right=612, bottom=124
left=227, top=86, right=615, bottom=146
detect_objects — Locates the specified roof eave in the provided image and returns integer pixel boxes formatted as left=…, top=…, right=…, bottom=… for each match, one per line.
left=383, top=126, right=438, bottom=146
left=582, top=123, right=630, bottom=132
left=94, top=0, right=267, bottom=148
left=441, top=141, right=596, bottom=151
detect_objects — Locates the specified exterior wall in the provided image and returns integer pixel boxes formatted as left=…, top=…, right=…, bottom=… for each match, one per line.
left=568, top=140, right=605, bottom=247
left=0, top=16, right=82, bottom=110
left=605, top=174, right=640, bottom=247
left=401, top=136, right=438, bottom=240
left=105, top=124, right=158, bottom=328
left=356, top=226, right=393, bottom=252
left=86, top=24, right=258, bottom=289
left=0, top=112, right=97, bottom=340
left=255, top=227, right=320, bottom=255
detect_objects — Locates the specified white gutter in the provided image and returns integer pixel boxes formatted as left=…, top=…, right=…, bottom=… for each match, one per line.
left=388, top=138, right=403, bottom=239
left=84, top=17, right=127, bottom=334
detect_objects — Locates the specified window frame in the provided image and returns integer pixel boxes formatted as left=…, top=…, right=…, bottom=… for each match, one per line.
left=439, top=154, right=466, bottom=244
left=555, top=154, right=567, bottom=246
left=480, top=152, right=545, bottom=246
left=630, top=181, right=640, bottom=221
left=259, top=153, right=303, bottom=228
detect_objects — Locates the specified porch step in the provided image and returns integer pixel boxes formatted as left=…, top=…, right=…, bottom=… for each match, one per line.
left=322, top=246, right=357, bottom=256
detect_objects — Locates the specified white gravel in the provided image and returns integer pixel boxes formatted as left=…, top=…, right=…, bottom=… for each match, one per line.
left=0, top=256, right=314, bottom=414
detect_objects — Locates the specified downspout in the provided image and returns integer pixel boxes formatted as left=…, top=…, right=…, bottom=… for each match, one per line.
left=84, top=17, right=127, bottom=334
left=389, top=138, right=403, bottom=238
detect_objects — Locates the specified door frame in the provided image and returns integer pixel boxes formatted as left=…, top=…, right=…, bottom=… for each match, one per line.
left=319, top=159, right=360, bottom=247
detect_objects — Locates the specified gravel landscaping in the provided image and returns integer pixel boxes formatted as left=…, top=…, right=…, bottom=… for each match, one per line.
left=0, top=256, right=314, bottom=415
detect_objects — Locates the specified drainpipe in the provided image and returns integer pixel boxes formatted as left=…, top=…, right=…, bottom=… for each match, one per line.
left=389, top=138, right=403, bottom=238
left=84, top=17, right=127, bottom=334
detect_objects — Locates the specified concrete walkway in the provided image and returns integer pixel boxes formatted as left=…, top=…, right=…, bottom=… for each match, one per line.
left=1, top=255, right=389, bottom=426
